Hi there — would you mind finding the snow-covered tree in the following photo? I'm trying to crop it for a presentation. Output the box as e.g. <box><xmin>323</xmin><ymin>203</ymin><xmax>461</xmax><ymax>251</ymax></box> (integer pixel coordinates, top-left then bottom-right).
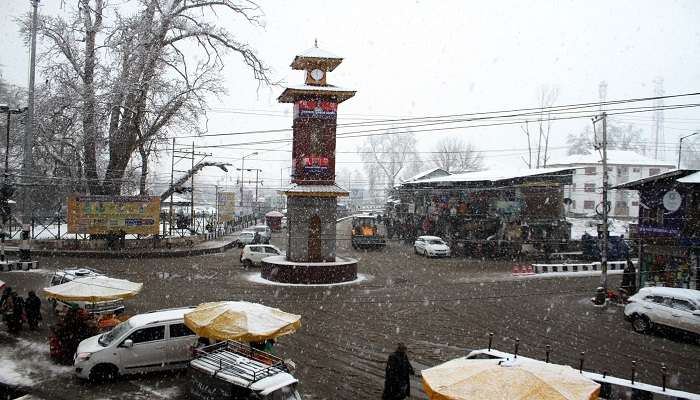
<box><xmin>360</xmin><ymin>128</ymin><xmax>419</xmax><ymax>194</ymax></box>
<box><xmin>566</xmin><ymin>123</ymin><xmax>646</xmax><ymax>156</ymax></box>
<box><xmin>32</xmin><ymin>0</ymin><xmax>270</xmax><ymax>195</ymax></box>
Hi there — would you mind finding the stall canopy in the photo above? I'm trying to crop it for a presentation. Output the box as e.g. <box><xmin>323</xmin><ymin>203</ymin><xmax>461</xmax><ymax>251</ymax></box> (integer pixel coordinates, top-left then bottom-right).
<box><xmin>422</xmin><ymin>358</ymin><xmax>600</xmax><ymax>400</ymax></box>
<box><xmin>44</xmin><ymin>276</ymin><xmax>143</xmax><ymax>302</ymax></box>
<box><xmin>184</xmin><ymin>301</ymin><xmax>301</xmax><ymax>342</ymax></box>
<box><xmin>265</xmin><ymin>211</ymin><xmax>284</xmax><ymax>218</ymax></box>
<box><xmin>0</xmin><ymin>279</ymin><xmax>5</xmax><ymax>290</ymax></box>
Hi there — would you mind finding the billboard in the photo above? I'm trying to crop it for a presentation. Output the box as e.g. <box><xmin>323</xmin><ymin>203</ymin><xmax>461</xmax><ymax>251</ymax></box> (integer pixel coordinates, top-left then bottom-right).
<box><xmin>293</xmin><ymin>100</ymin><xmax>337</xmax><ymax>119</ymax></box>
<box><xmin>217</xmin><ymin>192</ymin><xmax>237</xmax><ymax>222</ymax></box>
<box><xmin>67</xmin><ymin>195</ymin><xmax>160</xmax><ymax>235</ymax></box>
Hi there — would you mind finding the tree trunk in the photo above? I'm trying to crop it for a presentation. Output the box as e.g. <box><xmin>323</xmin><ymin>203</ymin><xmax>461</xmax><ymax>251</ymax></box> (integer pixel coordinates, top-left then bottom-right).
<box><xmin>138</xmin><ymin>142</ymin><xmax>149</xmax><ymax>195</ymax></box>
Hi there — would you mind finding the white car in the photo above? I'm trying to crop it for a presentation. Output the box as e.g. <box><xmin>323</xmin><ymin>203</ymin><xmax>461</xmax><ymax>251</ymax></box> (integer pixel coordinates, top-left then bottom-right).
<box><xmin>624</xmin><ymin>287</ymin><xmax>700</xmax><ymax>337</ymax></box>
<box><xmin>240</xmin><ymin>244</ymin><xmax>285</xmax><ymax>267</ymax></box>
<box><xmin>236</xmin><ymin>230</ymin><xmax>257</xmax><ymax>247</ymax></box>
<box><xmin>74</xmin><ymin>307</ymin><xmax>196</xmax><ymax>381</ymax></box>
<box><xmin>414</xmin><ymin>236</ymin><xmax>451</xmax><ymax>258</ymax></box>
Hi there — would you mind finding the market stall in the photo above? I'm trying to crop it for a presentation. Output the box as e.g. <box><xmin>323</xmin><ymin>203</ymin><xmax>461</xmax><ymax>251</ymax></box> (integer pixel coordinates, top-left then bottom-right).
<box><xmin>265</xmin><ymin>211</ymin><xmax>284</xmax><ymax>231</ymax></box>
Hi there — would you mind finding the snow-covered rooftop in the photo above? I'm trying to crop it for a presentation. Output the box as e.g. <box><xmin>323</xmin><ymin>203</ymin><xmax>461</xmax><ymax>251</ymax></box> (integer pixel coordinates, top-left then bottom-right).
<box><xmin>676</xmin><ymin>171</ymin><xmax>700</xmax><ymax>184</ymax></box>
<box><xmin>548</xmin><ymin>150</ymin><xmax>675</xmax><ymax>167</ymax></box>
<box><xmin>281</xmin><ymin>183</ymin><xmax>349</xmax><ymax>196</ymax></box>
<box><xmin>407</xmin><ymin>166</ymin><xmax>572</xmax><ymax>185</ymax></box>
<box><xmin>278</xmin><ymin>84</ymin><xmax>356</xmax><ymax>103</ymax></box>
<box><xmin>296</xmin><ymin>46</ymin><xmax>341</xmax><ymax>60</ymax></box>
<box><xmin>403</xmin><ymin>167</ymin><xmax>450</xmax><ymax>183</ymax></box>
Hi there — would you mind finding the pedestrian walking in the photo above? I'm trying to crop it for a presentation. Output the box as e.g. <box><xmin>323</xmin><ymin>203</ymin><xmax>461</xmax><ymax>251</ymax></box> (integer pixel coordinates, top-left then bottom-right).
<box><xmin>382</xmin><ymin>342</ymin><xmax>415</xmax><ymax>400</ymax></box>
<box><xmin>621</xmin><ymin>258</ymin><xmax>637</xmax><ymax>295</ymax></box>
<box><xmin>252</xmin><ymin>231</ymin><xmax>262</xmax><ymax>244</ymax></box>
<box><xmin>5</xmin><ymin>291</ymin><xmax>25</xmax><ymax>334</ymax></box>
<box><xmin>25</xmin><ymin>291</ymin><xmax>42</xmax><ymax>331</ymax></box>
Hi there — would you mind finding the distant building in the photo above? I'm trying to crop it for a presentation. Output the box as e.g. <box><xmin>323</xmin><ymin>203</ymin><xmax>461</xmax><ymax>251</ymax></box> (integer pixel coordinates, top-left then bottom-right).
<box><xmin>548</xmin><ymin>150</ymin><xmax>675</xmax><ymax>219</ymax></box>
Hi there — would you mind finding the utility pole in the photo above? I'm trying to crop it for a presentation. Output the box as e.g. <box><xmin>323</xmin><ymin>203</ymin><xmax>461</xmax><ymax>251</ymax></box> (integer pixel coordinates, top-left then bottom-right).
<box><xmin>254</xmin><ymin>169</ymin><xmax>260</xmax><ymax>223</ymax></box>
<box><xmin>191</xmin><ymin>142</ymin><xmax>195</xmax><ymax>228</ymax></box>
<box><xmin>19</xmin><ymin>0</ymin><xmax>40</xmax><ymax>263</ymax></box>
<box><xmin>593</xmin><ymin>113</ymin><xmax>609</xmax><ymax>305</ymax></box>
<box><xmin>169</xmin><ymin>138</ymin><xmax>175</xmax><ymax>236</ymax></box>
<box><xmin>215</xmin><ymin>184</ymin><xmax>219</xmax><ymax>237</ymax></box>
<box><xmin>0</xmin><ymin>105</ymin><xmax>25</xmax><ymax>263</ymax></box>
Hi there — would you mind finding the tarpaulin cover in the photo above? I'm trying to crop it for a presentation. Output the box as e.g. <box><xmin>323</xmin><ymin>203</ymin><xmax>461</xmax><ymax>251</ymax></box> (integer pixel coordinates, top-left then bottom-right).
<box><xmin>44</xmin><ymin>276</ymin><xmax>143</xmax><ymax>302</ymax></box>
<box><xmin>184</xmin><ymin>301</ymin><xmax>301</xmax><ymax>342</ymax></box>
<box><xmin>422</xmin><ymin>358</ymin><xmax>600</xmax><ymax>400</ymax></box>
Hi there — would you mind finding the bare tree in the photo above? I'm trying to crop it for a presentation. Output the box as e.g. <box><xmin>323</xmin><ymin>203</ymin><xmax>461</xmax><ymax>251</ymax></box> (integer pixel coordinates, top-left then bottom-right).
<box><xmin>431</xmin><ymin>137</ymin><xmax>483</xmax><ymax>173</ymax></box>
<box><xmin>32</xmin><ymin>0</ymin><xmax>270</xmax><ymax>195</ymax></box>
<box><xmin>522</xmin><ymin>85</ymin><xmax>559</xmax><ymax>168</ymax></box>
<box><xmin>360</xmin><ymin>128</ymin><xmax>418</xmax><ymax>193</ymax></box>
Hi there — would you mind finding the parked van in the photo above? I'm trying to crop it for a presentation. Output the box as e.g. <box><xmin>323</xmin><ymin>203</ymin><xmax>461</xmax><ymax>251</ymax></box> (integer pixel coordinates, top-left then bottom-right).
<box><xmin>74</xmin><ymin>307</ymin><xmax>196</xmax><ymax>381</ymax></box>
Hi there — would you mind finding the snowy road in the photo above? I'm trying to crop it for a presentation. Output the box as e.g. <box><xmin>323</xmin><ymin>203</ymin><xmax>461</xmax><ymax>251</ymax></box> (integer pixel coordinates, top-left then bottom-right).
<box><xmin>1</xmin><ymin>219</ymin><xmax>699</xmax><ymax>399</ymax></box>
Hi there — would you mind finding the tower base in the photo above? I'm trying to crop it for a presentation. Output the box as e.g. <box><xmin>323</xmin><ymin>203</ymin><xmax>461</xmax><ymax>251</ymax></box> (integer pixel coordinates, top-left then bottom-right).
<box><xmin>261</xmin><ymin>255</ymin><xmax>357</xmax><ymax>284</ymax></box>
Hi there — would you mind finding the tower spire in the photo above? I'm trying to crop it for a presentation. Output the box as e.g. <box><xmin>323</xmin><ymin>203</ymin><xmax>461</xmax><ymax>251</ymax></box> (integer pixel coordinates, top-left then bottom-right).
<box><xmin>314</xmin><ymin>38</ymin><xmax>318</xmax><ymax>48</ymax></box>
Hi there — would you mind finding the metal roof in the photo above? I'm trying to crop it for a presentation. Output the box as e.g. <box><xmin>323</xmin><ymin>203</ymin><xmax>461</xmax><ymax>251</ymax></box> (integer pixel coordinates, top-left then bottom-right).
<box><xmin>613</xmin><ymin>169</ymin><xmax>699</xmax><ymax>190</ymax></box>
<box><xmin>281</xmin><ymin>183</ymin><xmax>349</xmax><ymax>197</ymax></box>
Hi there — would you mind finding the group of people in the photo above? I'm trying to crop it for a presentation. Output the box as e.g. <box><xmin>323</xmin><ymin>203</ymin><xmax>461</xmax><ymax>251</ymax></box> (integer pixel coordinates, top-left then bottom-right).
<box><xmin>0</xmin><ymin>287</ymin><xmax>42</xmax><ymax>333</ymax></box>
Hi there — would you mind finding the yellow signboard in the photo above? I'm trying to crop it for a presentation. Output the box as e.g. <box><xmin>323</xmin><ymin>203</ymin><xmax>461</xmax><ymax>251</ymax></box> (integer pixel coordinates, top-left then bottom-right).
<box><xmin>67</xmin><ymin>194</ymin><xmax>160</xmax><ymax>235</ymax></box>
<box><xmin>217</xmin><ymin>192</ymin><xmax>237</xmax><ymax>222</ymax></box>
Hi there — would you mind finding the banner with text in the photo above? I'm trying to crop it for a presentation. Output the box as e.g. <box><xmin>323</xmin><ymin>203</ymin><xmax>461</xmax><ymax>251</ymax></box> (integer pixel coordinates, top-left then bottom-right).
<box><xmin>217</xmin><ymin>192</ymin><xmax>237</xmax><ymax>222</ymax></box>
<box><xmin>67</xmin><ymin>195</ymin><xmax>160</xmax><ymax>235</ymax></box>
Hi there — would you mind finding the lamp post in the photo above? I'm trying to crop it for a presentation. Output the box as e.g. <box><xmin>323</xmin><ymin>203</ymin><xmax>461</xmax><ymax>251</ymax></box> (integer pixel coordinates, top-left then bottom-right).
<box><xmin>0</xmin><ymin>104</ymin><xmax>26</xmax><ymax>262</ymax></box>
<box><xmin>677</xmin><ymin>131</ymin><xmax>700</xmax><ymax>168</ymax></box>
<box><xmin>237</xmin><ymin>167</ymin><xmax>262</xmax><ymax>223</ymax></box>
<box><xmin>240</xmin><ymin>152</ymin><xmax>258</xmax><ymax>213</ymax></box>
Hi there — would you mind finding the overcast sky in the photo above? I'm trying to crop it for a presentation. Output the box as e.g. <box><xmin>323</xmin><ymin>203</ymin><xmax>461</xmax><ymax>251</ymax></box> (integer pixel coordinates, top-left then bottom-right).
<box><xmin>2</xmin><ymin>0</ymin><xmax>700</xmax><ymax>197</ymax></box>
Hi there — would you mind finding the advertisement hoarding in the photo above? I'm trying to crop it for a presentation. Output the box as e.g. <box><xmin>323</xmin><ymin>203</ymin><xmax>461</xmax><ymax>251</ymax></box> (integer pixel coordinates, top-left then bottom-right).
<box><xmin>293</xmin><ymin>100</ymin><xmax>337</xmax><ymax>119</ymax></box>
<box><xmin>67</xmin><ymin>195</ymin><xmax>160</xmax><ymax>235</ymax></box>
<box><xmin>217</xmin><ymin>192</ymin><xmax>237</xmax><ymax>222</ymax></box>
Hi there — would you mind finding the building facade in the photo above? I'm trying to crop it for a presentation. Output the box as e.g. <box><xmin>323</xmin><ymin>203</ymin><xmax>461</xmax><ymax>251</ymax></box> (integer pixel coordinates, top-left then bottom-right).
<box><xmin>548</xmin><ymin>150</ymin><xmax>675</xmax><ymax>219</ymax></box>
<box><xmin>616</xmin><ymin>170</ymin><xmax>699</xmax><ymax>289</ymax></box>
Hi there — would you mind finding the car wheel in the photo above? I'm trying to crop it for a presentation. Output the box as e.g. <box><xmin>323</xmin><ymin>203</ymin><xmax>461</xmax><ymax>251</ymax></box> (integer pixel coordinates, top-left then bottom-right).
<box><xmin>89</xmin><ymin>363</ymin><xmax>119</xmax><ymax>383</ymax></box>
<box><xmin>242</xmin><ymin>259</ymin><xmax>253</xmax><ymax>268</ymax></box>
<box><xmin>631</xmin><ymin>314</ymin><xmax>651</xmax><ymax>334</ymax></box>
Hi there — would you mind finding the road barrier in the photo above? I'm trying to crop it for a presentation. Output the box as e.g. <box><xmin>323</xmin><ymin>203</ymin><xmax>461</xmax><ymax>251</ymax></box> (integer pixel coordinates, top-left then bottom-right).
<box><xmin>530</xmin><ymin>260</ymin><xmax>636</xmax><ymax>274</ymax></box>
<box><xmin>0</xmin><ymin>260</ymin><xmax>38</xmax><ymax>272</ymax></box>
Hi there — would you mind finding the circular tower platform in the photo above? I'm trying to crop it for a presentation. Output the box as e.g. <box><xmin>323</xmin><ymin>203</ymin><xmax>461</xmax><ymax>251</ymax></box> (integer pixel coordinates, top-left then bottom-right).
<box><xmin>261</xmin><ymin>256</ymin><xmax>358</xmax><ymax>284</ymax></box>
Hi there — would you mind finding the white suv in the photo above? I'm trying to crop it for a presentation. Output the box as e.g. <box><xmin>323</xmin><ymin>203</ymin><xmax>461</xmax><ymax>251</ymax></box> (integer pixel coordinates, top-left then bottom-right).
<box><xmin>74</xmin><ymin>307</ymin><xmax>196</xmax><ymax>381</ymax></box>
<box><xmin>624</xmin><ymin>287</ymin><xmax>700</xmax><ymax>337</ymax></box>
<box><xmin>240</xmin><ymin>244</ymin><xmax>284</xmax><ymax>267</ymax></box>
<box><xmin>414</xmin><ymin>236</ymin><xmax>451</xmax><ymax>258</ymax></box>
<box><xmin>251</xmin><ymin>225</ymin><xmax>272</xmax><ymax>243</ymax></box>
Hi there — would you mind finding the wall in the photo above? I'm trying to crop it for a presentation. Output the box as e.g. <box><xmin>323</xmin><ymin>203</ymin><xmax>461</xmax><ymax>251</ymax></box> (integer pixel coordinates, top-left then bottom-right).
<box><xmin>286</xmin><ymin>196</ymin><xmax>337</xmax><ymax>262</ymax></box>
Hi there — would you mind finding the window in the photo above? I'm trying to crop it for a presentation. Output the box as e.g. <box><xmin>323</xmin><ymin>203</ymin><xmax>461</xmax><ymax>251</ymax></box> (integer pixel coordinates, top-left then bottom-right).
<box><xmin>632</xmin><ymin>167</ymin><xmax>641</xmax><ymax>173</ymax></box>
<box><xmin>649</xmin><ymin>168</ymin><xmax>661</xmax><ymax>176</ymax></box>
<box><xmin>617</xmin><ymin>167</ymin><xmax>628</xmax><ymax>175</ymax></box>
<box><xmin>250</xmin><ymin>246</ymin><xmax>263</xmax><ymax>252</ymax></box>
<box><xmin>571</xmin><ymin>200</ymin><xmax>576</xmax><ymax>209</ymax></box>
<box><xmin>584</xmin><ymin>183</ymin><xmax>596</xmax><ymax>193</ymax></box>
<box><xmin>169</xmin><ymin>323</ymin><xmax>195</xmax><ymax>338</ymax></box>
<box><xmin>584</xmin><ymin>200</ymin><xmax>595</xmax><ymax>210</ymax></box>
<box><xmin>671</xmin><ymin>299</ymin><xmax>696</xmax><ymax>312</ymax></box>
<box><xmin>632</xmin><ymin>201</ymin><xmax>639</xmax><ymax>207</ymax></box>
<box><xmin>615</xmin><ymin>201</ymin><xmax>628</xmax><ymax>208</ymax></box>
<box><xmin>571</xmin><ymin>183</ymin><xmax>576</xmax><ymax>190</ymax></box>
<box><xmin>265</xmin><ymin>247</ymin><xmax>280</xmax><ymax>254</ymax></box>
<box><xmin>585</xmin><ymin>167</ymin><xmax>596</xmax><ymax>175</ymax></box>
<box><xmin>607</xmin><ymin>167</ymin><xmax>613</xmax><ymax>172</ymax></box>
<box><xmin>126</xmin><ymin>326</ymin><xmax>165</xmax><ymax>344</ymax></box>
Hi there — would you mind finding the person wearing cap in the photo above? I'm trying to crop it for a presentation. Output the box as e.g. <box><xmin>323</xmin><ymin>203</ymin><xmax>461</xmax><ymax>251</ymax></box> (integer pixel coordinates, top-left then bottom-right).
<box><xmin>382</xmin><ymin>342</ymin><xmax>415</xmax><ymax>400</ymax></box>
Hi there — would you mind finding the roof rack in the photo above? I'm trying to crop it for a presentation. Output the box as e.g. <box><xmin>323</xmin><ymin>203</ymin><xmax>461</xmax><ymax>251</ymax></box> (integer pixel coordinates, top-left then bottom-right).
<box><xmin>193</xmin><ymin>341</ymin><xmax>288</xmax><ymax>384</ymax></box>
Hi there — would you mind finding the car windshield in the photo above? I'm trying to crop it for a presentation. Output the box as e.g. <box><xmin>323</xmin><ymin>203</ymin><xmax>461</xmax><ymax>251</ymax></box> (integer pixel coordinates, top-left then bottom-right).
<box><xmin>241</xmin><ymin>232</ymin><xmax>254</xmax><ymax>237</ymax></box>
<box><xmin>255</xmin><ymin>227</ymin><xmax>266</xmax><ymax>232</ymax></box>
<box><xmin>428</xmin><ymin>240</ymin><xmax>444</xmax><ymax>245</ymax></box>
<box><xmin>98</xmin><ymin>320</ymin><xmax>132</xmax><ymax>346</ymax></box>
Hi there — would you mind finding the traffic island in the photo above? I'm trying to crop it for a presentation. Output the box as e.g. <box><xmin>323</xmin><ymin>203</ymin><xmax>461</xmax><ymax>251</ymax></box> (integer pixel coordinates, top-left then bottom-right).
<box><xmin>261</xmin><ymin>255</ymin><xmax>358</xmax><ymax>284</ymax></box>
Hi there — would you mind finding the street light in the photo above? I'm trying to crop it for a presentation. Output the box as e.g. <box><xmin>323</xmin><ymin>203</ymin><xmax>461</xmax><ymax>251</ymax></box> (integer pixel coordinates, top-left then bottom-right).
<box><xmin>240</xmin><ymin>152</ymin><xmax>258</xmax><ymax>210</ymax></box>
<box><xmin>237</xmin><ymin>167</ymin><xmax>263</xmax><ymax>223</ymax></box>
<box><xmin>0</xmin><ymin>104</ymin><xmax>26</xmax><ymax>262</ymax></box>
<box><xmin>677</xmin><ymin>131</ymin><xmax>700</xmax><ymax>168</ymax></box>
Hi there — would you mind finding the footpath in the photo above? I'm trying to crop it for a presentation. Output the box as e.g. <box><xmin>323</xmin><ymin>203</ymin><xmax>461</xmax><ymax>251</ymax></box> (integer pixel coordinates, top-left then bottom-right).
<box><xmin>3</xmin><ymin>234</ymin><xmax>239</xmax><ymax>259</ymax></box>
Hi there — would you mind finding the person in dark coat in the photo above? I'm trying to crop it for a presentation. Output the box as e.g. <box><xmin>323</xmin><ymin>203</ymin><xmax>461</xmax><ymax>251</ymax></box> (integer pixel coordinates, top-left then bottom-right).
<box><xmin>7</xmin><ymin>291</ymin><xmax>25</xmax><ymax>334</ymax></box>
<box><xmin>252</xmin><ymin>232</ymin><xmax>262</xmax><ymax>244</ymax></box>
<box><xmin>25</xmin><ymin>291</ymin><xmax>42</xmax><ymax>331</ymax></box>
<box><xmin>382</xmin><ymin>342</ymin><xmax>415</xmax><ymax>400</ymax></box>
<box><xmin>621</xmin><ymin>258</ymin><xmax>637</xmax><ymax>295</ymax></box>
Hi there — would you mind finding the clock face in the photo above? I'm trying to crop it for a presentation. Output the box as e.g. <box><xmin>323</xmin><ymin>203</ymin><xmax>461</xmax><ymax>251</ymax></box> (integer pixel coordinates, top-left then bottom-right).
<box><xmin>310</xmin><ymin>68</ymin><xmax>324</xmax><ymax>81</ymax></box>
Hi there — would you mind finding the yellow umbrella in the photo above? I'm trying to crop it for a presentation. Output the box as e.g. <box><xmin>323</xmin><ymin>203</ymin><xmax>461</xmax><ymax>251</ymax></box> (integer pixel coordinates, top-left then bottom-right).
<box><xmin>422</xmin><ymin>358</ymin><xmax>600</xmax><ymax>400</ymax></box>
<box><xmin>184</xmin><ymin>301</ymin><xmax>301</xmax><ymax>342</ymax></box>
<box><xmin>44</xmin><ymin>276</ymin><xmax>143</xmax><ymax>302</ymax></box>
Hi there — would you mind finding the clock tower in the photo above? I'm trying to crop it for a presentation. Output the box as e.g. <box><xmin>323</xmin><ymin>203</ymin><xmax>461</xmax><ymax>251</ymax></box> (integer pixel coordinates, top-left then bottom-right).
<box><xmin>261</xmin><ymin>43</ymin><xmax>358</xmax><ymax>284</ymax></box>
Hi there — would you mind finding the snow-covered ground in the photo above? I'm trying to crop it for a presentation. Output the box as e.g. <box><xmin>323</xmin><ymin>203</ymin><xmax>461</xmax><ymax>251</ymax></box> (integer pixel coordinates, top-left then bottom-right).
<box><xmin>0</xmin><ymin>333</ymin><xmax>72</xmax><ymax>387</ymax></box>
<box><xmin>568</xmin><ymin>217</ymin><xmax>631</xmax><ymax>239</ymax></box>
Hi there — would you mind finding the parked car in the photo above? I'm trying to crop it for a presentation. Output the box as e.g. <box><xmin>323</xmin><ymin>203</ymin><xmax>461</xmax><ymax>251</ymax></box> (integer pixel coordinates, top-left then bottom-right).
<box><xmin>414</xmin><ymin>236</ymin><xmax>451</xmax><ymax>258</ymax></box>
<box><xmin>240</xmin><ymin>244</ymin><xmax>285</xmax><ymax>267</ymax></box>
<box><xmin>624</xmin><ymin>287</ymin><xmax>700</xmax><ymax>337</ymax></box>
<box><xmin>236</xmin><ymin>230</ymin><xmax>257</xmax><ymax>248</ymax></box>
<box><xmin>49</xmin><ymin>268</ymin><xmax>125</xmax><ymax>316</ymax></box>
<box><xmin>251</xmin><ymin>225</ymin><xmax>272</xmax><ymax>243</ymax></box>
<box><xmin>74</xmin><ymin>307</ymin><xmax>196</xmax><ymax>381</ymax></box>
